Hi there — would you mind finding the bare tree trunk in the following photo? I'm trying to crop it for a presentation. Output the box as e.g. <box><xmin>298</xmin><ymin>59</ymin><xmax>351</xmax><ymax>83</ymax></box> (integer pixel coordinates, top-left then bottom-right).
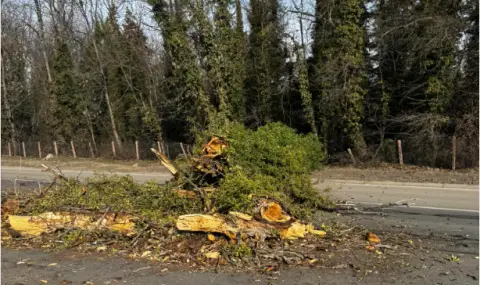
<box><xmin>33</xmin><ymin>0</ymin><xmax>52</xmax><ymax>83</ymax></box>
<box><xmin>299</xmin><ymin>0</ymin><xmax>306</xmax><ymax>63</ymax></box>
<box><xmin>103</xmin><ymin>85</ymin><xmax>123</xmax><ymax>151</ymax></box>
<box><xmin>84</xmin><ymin>107</ymin><xmax>98</xmax><ymax>153</ymax></box>
<box><xmin>77</xmin><ymin>2</ymin><xmax>123</xmax><ymax>151</ymax></box>
<box><xmin>235</xmin><ymin>0</ymin><xmax>243</xmax><ymax>32</ymax></box>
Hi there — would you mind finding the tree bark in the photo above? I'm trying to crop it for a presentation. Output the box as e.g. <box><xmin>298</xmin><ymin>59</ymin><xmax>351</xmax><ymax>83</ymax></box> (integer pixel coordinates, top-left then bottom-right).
<box><xmin>77</xmin><ymin>1</ymin><xmax>123</xmax><ymax>151</ymax></box>
<box><xmin>1</xmin><ymin>58</ymin><xmax>18</xmax><ymax>154</ymax></box>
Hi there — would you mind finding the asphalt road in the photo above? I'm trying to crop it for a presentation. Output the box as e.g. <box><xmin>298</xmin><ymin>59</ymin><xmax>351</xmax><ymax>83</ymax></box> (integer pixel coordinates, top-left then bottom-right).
<box><xmin>2</xmin><ymin>166</ymin><xmax>478</xmax><ymax>214</ymax></box>
<box><xmin>2</xmin><ymin>166</ymin><xmax>479</xmax><ymax>285</ymax></box>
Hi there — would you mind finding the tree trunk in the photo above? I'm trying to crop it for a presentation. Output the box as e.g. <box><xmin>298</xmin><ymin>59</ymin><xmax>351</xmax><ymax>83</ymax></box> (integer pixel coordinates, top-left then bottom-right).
<box><xmin>91</xmin><ymin>40</ymin><xmax>123</xmax><ymax>151</ymax></box>
<box><xmin>76</xmin><ymin>1</ymin><xmax>123</xmax><ymax>151</ymax></box>
<box><xmin>235</xmin><ymin>0</ymin><xmax>243</xmax><ymax>32</ymax></box>
<box><xmin>1</xmin><ymin>59</ymin><xmax>18</xmax><ymax>154</ymax></box>
<box><xmin>33</xmin><ymin>0</ymin><xmax>52</xmax><ymax>83</ymax></box>
<box><xmin>84</xmin><ymin>108</ymin><xmax>98</xmax><ymax>153</ymax></box>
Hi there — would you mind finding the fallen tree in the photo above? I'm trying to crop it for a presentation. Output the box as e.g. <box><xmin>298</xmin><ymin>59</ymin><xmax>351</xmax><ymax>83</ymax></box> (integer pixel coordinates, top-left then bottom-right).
<box><xmin>3</xmin><ymin>123</ymin><xmax>334</xmax><ymax>259</ymax></box>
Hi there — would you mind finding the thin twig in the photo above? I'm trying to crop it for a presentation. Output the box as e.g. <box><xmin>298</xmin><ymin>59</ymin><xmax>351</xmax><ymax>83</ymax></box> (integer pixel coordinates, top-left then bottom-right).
<box><xmin>133</xmin><ymin>266</ymin><xmax>151</xmax><ymax>273</ymax></box>
<box><xmin>131</xmin><ymin>224</ymin><xmax>149</xmax><ymax>247</ymax></box>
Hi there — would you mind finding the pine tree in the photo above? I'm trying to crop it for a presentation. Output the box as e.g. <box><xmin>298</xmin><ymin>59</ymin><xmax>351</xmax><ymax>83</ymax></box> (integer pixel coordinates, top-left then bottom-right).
<box><xmin>50</xmin><ymin>40</ymin><xmax>84</xmax><ymax>143</ymax></box>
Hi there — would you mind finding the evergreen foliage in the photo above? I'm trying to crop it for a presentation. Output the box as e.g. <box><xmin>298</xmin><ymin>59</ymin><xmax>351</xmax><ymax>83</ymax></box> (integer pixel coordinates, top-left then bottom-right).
<box><xmin>0</xmin><ymin>0</ymin><xmax>477</xmax><ymax>168</ymax></box>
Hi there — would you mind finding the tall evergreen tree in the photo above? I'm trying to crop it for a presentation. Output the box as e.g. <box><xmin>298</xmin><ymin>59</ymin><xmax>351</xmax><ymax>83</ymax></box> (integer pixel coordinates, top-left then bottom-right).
<box><xmin>150</xmin><ymin>0</ymin><xmax>214</xmax><ymax>140</ymax></box>
<box><xmin>311</xmin><ymin>0</ymin><xmax>367</xmax><ymax>155</ymax></box>
<box><xmin>50</xmin><ymin>40</ymin><xmax>85</xmax><ymax>144</ymax></box>
<box><xmin>245</xmin><ymin>0</ymin><xmax>287</xmax><ymax>127</ymax></box>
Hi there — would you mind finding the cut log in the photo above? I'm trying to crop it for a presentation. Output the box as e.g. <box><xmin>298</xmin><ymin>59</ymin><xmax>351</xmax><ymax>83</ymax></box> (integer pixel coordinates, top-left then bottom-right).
<box><xmin>8</xmin><ymin>212</ymin><xmax>136</xmax><ymax>237</ymax></box>
<box><xmin>229</xmin><ymin>211</ymin><xmax>253</xmax><ymax>221</ymax></box>
<box><xmin>254</xmin><ymin>200</ymin><xmax>294</xmax><ymax>228</ymax></box>
<box><xmin>176</xmin><ymin>211</ymin><xmax>326</xmax><ymax>241</ymax></box>
<box><xmin>176</xmin><ymin>214</ymin><xmax>238</xmax><ymax>240</ymax></box>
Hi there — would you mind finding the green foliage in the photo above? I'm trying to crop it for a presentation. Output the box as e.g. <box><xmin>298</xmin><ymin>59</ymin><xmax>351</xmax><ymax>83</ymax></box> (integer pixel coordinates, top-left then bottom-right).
<box><xmin>50</xmin><ymin>40</ymin><xmax>84</xmax><ymax>143</ymax></box>
<box><xmin>31</xmin><ymin>174</ymin><xmax>202</xmax><ymax>222</ymax></box>
<box><xmin>150</xmin><ymin>0</ymin><xmax>214</xmax><ymax>137</ymax></box>
<box><xmin>209</xmin><ymin>122</ymin><xmax>328</xmax><ymax>218</ymax></box>
<box><xmin>311</xmin><ymin>0</ymin><xmax>366</xmax><ymax>152</ymax></box>
<box><xmin>223</xmin><ymin>243</ymin><xmax>252</xmax><ymax>259</ymax></box>
<box><xmin>244</xmin><ymin>0</ymin><xmax>286</xmax><ymax>126</ymax></box>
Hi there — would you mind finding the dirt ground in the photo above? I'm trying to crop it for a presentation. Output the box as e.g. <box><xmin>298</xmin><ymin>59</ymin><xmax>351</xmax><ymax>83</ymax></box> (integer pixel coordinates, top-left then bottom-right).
<box><xmin>3</xmin><ymin>156</ymin><xmax>478</xmax><ymax>185</ymax></box>
<box><xmin>314</xmin><ymin>165</ymin><xmax>479</xmax><ymax>185</ymax></box>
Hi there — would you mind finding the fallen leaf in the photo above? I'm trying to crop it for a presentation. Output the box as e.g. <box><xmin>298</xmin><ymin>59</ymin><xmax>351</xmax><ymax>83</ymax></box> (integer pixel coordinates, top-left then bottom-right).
<box><xmin>265</xmin><ymin>266</ymin><xmax>275</xmax><ymax>272</ymax></box>
<box><xmin>96</xmin><ymin>246</ymin><xmax>107</xmax><ymax>252</ymax></box>
<box><xmin>207</xmin><ymin>233</ymin><xmax>215</xmax><ymax>241</ymax></box>
<box><xmin>449</xmin><ymin>255</ymin><xmax>460</xmax><ymax>263</ymax></box>
<box><xmin>308</xmin><ymin>259</ymin><xmax>318</xmax><ymax>264</ymax></box>
<box><xmin>47</xmin><ymin>263</ymin><xmax>57</xmax><ymax>266</ymax></box>
<box><xmin>16</xmin><ymin>261</ymin><xmax>26</xmax><ymax>265</ymax></box>
<box><xmin>161</xmin><ymin>268</ymin><xmax>168</xmax><ymax>272</ymax></box>
<box><xmin>40</xmin><ymin>280</ymin><xmax>48</xmax><ymax>284</ymax></box>
<box><xmin>162</xmin><ymin>256</ymin><xmax>169</xmax><ymax>262</ymax></box>
<box><xmin>366</xmin><ymin>232</ymin><xmax>381</xmax><ymax>244</ymax></box>
<box><xmin>141</xmin><ymin>251</ymin><xmax>152</xmax><ymax>258</ymax></box>
<box><xmin>309</xmin><ymin>229</ymin><xmax>326</xmax><ymax>237</ymax></box>
<box><xmin>204</xmin><ymin>251</ymin><xmax>220</xmax><ymax>259</ymax></box>
<box><xmin>365</xmin><ymin>245</ymin><xmax>376</xmax><ymax>252</ymax></box>
<box><xmin>60</xmin><ymin>280</ymin><xmax>72</xmax><ymax>285</ymax></box>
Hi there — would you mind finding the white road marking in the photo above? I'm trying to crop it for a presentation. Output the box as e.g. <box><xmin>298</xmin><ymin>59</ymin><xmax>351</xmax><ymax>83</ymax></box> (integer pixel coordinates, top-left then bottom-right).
<box><xmin>350</xmin><ymin>201</ymin><xmax>479</xmax><ymax>213</ymax></box>
<box><xmin>322</xmin><ymin>182</ymin><xmax>478</xmax><ymax>192</ymax></box>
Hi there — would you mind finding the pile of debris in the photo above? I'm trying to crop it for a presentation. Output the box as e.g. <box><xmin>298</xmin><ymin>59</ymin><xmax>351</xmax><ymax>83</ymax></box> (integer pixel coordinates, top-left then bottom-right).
<box><xmin>3</xmin><ymin>134</ymin><xmax>326</xmax><ymax>242</ymax></box>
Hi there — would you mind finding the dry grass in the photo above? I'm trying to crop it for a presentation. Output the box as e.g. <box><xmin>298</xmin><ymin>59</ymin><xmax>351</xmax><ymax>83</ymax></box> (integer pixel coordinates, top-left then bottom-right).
<box><xmin>1</xmin><ymin>156</ymin><xmax>168</xmax><ymax>173</ymax></box>
<box><xmin>314</xmin><ymin>163</ymin><xmax>479</xmax><ymax>185</ymax></box>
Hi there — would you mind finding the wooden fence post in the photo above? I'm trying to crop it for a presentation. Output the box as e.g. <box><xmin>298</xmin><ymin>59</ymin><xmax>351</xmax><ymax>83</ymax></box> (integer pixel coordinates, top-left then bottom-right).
<box><xmin>22</xmin><ymin>142</ymin><xmax>26</xmax><ymax>158</ymax></box>
<box><xmin>70</xmin><ymin>140</ymin><xmax>76</xmax><ymax>158</ymax></box>
<box><xmin>38</xmin><ymin>141</ymin><xmax>42</xmax><ymax>159</ymax></box>
<box><xmin>397</xmin><ymin>140</ymin><xmax>404</xmax><ymax>166</ymax></box>
<box><xmin>88</xmin><ymin>142</ymin><xmax>95</xmax><ymax>158</ymax></box>
<box><xmin>8</xmin><ymin>142</ymin><xmax>12</xmax><ymax>156</ymax></box>
<box><xmin>135</xmin><ymin>141</ymin><xmax>140</xmax><ymax>160</ymax></box>
<box><xmin>452</xmin><ymin>135</ymin><xmax>456</xmax><ymax>171</ymax></box>
<box><xmin>111</xmin><ymin>141</ymin><xmax>116</xmax><ymax>157</ymax></box>
<box><xmin>157</xmin><ymin>141</ymin><xmax>162</xmax><ymax>153</ymax></box>
<box><xmin>53</xmin><ymin>141</ymin><xmax>58</xmax><ymax>156</ymax></box>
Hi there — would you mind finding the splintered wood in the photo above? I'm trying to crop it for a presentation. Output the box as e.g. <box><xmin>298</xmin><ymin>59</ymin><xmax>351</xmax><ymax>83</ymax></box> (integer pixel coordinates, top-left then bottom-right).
<box><xmin>176</xmin><ymin>201</ymin><xmax>326</xmax><ymax>241</ymax></box>
<box><xmin>151</xmin><ymin>148</ymin><xmax>179</xmax><ymax>177</ymax></box>
<box><xmin>200</xmin><ymin>136</ymin><xmax>228</xmax><ymax>158</ymax></box>
<box><xmin>7</xmin><ymin>212</ymin><xmax>136</xmax><ymax>237</ymax></box>
<box><xmin>176</xmin><ymin>214</ymin><xmax>239</xmax><ymax>240</ymax></box>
